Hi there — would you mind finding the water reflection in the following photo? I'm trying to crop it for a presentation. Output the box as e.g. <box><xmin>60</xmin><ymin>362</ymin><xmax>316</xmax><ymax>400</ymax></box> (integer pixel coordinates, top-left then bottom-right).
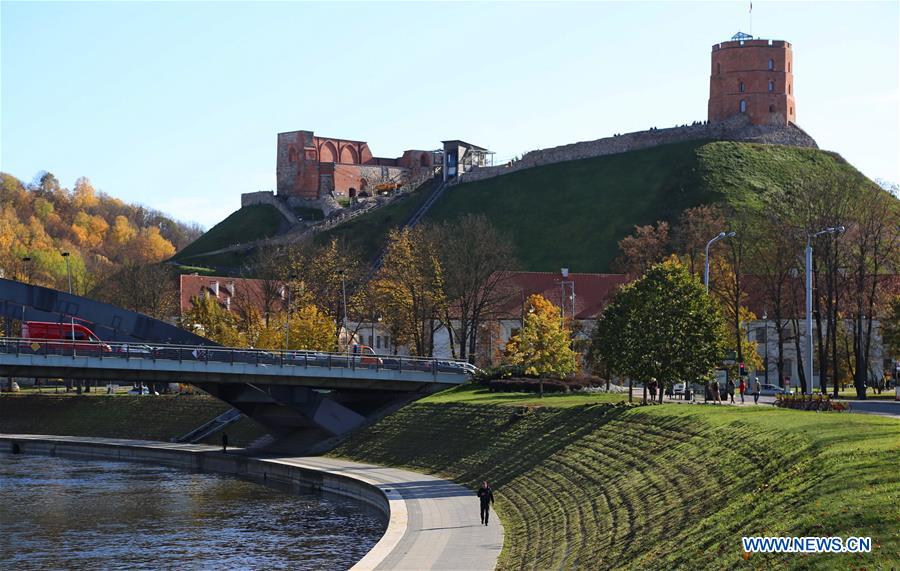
<box><xmin>0</xmin><ymin>454</ymin><xmax>384</xmax><ymax>570</ymax></box>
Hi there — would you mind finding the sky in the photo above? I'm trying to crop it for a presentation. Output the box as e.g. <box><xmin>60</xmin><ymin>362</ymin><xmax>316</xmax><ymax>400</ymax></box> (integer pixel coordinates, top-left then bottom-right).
<box><xmin>1</xmin><ymin>1</ymin><xmax>898</xmax><ymax>228</ymax></box>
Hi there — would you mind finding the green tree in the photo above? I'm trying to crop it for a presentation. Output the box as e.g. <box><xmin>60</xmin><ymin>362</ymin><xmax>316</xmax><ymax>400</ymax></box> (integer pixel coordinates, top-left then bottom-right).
<box><xmin>593</xmin><ymin>261</ymin><xmax>727</xmax><ymax>401</ymax></box>
<box><xmin>504</xmin><ymin>294</ymin><xmax>578</xmax><ymax>377</ymax></box>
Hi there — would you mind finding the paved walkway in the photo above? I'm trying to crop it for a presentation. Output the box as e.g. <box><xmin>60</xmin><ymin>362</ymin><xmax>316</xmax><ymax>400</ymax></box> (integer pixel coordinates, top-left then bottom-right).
<box><xmin>0</xmin><ymin>434</ymin><xmax>503</xmax><ymax>570</ymax></box>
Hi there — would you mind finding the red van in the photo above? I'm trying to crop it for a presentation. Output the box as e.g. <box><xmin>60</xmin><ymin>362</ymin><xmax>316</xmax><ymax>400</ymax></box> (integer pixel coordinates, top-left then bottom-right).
<box><xmin>22</xmin><ymin>321</ymin><xmax>112</xmax><ymax>354</ymax></box>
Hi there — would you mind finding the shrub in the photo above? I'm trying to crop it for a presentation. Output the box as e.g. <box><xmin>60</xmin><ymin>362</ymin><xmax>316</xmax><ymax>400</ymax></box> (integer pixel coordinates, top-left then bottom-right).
<box><xmin>774</xmin><ymin>393</ymin><xmax>848</xmax><ymax>412</ymax></box>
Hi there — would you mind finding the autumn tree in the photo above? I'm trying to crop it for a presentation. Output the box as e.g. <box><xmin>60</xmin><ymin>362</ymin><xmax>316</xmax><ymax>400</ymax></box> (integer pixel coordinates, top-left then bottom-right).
<box><xmin>89</xmin><ymin>263</ymin><xmax>179</xmax><ymax>320</ymax></box>
<box><xmin>179</xmin><ymin>294</ymin><xmax>242</xmax><ymax>346</ymax></box>
<box><xmin>504</xmin><ymin>294</ymin><xmax>578</xmax><ymax>377</ymax></box>
<box><xmin>255</xmin><ymin>305</ymin><xmax>336</xmax><ymax>352</ymax></box>
<box><xmin>432</xmin><ymin>214</ymin><xmax>516</xmax><ymax>362</ymax></box>
<box><xmin>673</xmin><ymin>205</ymin><xmax>726</xmax><ymax>278</ymax></box>
<box><xmin>372</xmin><ymin>226</ymin><xmax>445</xmax><ymax>356</ymax></box>
<box><xmin>613</xmin><ymin>221</ymin><xmax>670</xmax><ymax>276</ymax></box>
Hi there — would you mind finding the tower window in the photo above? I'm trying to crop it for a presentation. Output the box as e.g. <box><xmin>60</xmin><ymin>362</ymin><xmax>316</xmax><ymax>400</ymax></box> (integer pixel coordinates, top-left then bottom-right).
<box><xmin>789</xmin><ymin>84</ymin><xmax>792</xmax><ymax>94</ymax></box>
<box><xmin>768</xmin><ymin>59</ymin><xmax>774</xmax><ymax>70</ymax></box>
<box><xmin>790</xmin><ymin>106</ymin><xmax>793</xmax><ymax>115</ymax></box>
<box><xmin>740</xmin><ymin>100</ymin><xmax>747</xmax><ymax>113</ymax></box>
<box><xmin>739</xmin><ymin>81</ymin><xmax>745</xmax><ymax>93</ymax></box>
<box><xmin>769</xmin><ymin>105</ymin><xmax>775</xmax><ymax>112</ymax></box>
<box><xmin>788</xmin><ymin>62</ymin><xmax>792</xmax><ymax>72</ymax></box>
<box><xmin>768</xmin><ymin>80</ymin><xmax>775</xmax><ymax>92</ymax></box>
<box><xmin>717</xmin><ymin>62</ymin><xmax>721</xmax><ymax>74</ymax></box>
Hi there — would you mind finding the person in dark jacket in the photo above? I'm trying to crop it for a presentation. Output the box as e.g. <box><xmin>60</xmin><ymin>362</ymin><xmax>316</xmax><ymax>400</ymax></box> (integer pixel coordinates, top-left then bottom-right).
<box><xmin>221</xmin><ymin>432</ymin><xmax>228</xmax><ymax>454</ymax></box>
<box><xmin>477</xmin><ymin>481</ymin><xmax>494</xmax><ymax>526</ymax></box>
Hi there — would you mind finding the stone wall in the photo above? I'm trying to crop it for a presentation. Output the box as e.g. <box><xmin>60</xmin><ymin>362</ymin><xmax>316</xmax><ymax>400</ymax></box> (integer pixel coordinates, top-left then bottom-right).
<box><xmin>458</xmin><ymin>115</ymin><xmax>818</xmax><ymax>185</ymax></box>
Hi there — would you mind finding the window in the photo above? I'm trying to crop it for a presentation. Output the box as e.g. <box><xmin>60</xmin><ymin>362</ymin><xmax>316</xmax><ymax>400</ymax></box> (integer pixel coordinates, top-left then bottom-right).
<box><xmin>376</xmin><ymin>336</ymin><xmax>381</xmax><ymax>349</ymax></box>
<box><xmin>768</xmin><ymin>59</ymin><xmax>774</xmax><ymax>70</ymax></box>
<box><xmin>739</xmin><ymin>100</ymin><xmax>747</xmax><ymax>113</ymax></box>
<box><xmin>768</xmin><ymin>80</ymin><xmax>775</xmax><ymax>92</ymax></box>
<box><xmin>755</xmin><ymin>327</ymin><xmax>767</xmax><ymax>342</ymax></box>
<box><xmin>368</xmin><ymin>335</ymin><xmax>373</xmax><ymax>347</ymax></box>
<box><xmin>769</xmin><ymin>105</ymin><xmax>775</xmax><ymax>112</ymax></box>
<box><xmin>788</xmin><ymin>84</ymin><xmax>792</xmax><ymax>94</ymax></box>
<box><xmin>717</xmin><ymin>62</ymin><xmax>721</xmax><ymax>74</ymax></box>
<box><xmin>384</xmin><ymin>336</ymin><xmax>391</xmax><ymax>349</ymax></box>
<box><xmin>739</xmin><ymin>81</ymin><xmax>745</xmax><ymax>93</ymax></box>
<box><xmin>788</xmin><ymin>62</ymin><xmax>792</xmax><ymax>72</ymax></box>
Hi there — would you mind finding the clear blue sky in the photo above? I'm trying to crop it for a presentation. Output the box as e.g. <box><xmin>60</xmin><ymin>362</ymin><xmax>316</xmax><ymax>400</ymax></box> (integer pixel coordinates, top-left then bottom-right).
<box><xmin>2</xmin><ymin>1</ymin><xmax>897</xmax><ymax>228</ymax></box>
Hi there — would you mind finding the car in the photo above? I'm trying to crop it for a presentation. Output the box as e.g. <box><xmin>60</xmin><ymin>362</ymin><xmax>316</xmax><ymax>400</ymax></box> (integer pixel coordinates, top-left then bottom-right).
<box><xmin>758</xmin><ymin>383</ymin><xmax>788</xmax><ymax>396</ymax></box>
<box><xmin>128</xmin><ymin>386</ymin><xmax>158</xmax><ymax>396</ymax></box>
<box><xmin>115</xmin><ymin>344</ymin><xmax>155</xmax><ymax>358</ymax></box>
<box><xmin>673</xmin><ymin>382</ymin><xmax>686</xmax><ymax>396</ymax></box>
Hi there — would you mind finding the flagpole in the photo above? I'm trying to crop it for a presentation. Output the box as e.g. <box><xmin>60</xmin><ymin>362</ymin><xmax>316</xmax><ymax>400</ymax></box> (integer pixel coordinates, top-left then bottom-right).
<box><xmin>749</xmin><ymin>1</ymin><xmax>753</xmax><ymax>37</ymax></box>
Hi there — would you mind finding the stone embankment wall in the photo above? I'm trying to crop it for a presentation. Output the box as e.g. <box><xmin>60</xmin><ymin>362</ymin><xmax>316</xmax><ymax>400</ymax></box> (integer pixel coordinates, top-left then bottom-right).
<box><xmin>240</xmin><ymin>191</ymin><xmax>300</xmax><ymax>224</ymax></box>
<box><xmin>459</xmin><ymin>115</ymin><xmax>818</xmax><ymax>184</ymax></box>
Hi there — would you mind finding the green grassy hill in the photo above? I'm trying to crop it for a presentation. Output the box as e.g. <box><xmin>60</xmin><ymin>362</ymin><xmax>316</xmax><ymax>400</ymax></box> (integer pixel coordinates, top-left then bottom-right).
<box><xmin>332</xmin><ymin>386</ymin><xmax>900</xmax><ymax>570</ymax></box>
<box><xmin>316</xmin><ymin>141</ymin><xmax>871</xmax><ymax>272</ymax></box>
<box><xmin>174</xmin><ymin>204</ymin><xmax>288</xmax><ymax>263</ymax></box>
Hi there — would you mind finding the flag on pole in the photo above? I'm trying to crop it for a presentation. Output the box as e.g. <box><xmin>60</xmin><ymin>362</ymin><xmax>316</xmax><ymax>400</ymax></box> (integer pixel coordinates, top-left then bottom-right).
<box><xmin>750</xmin><ymin>1</ymin><xmax>753</xmax><ymax>13</ymax></box>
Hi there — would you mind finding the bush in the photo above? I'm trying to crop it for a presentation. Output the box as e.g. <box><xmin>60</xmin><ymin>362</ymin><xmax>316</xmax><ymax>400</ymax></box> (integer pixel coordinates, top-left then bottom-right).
<box><xmin>774</xmin><ymin>393</ymin><xmax>848</xmax><ymax>412</ymax></box>
<box><xmin>474</xmin><ymin>365</ymin><xmax>530</xmax><ymax>385</ymax></box>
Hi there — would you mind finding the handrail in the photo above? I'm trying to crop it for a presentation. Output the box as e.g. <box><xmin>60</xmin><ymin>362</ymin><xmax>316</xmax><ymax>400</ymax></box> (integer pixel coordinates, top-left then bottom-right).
<box><xmin>0</xmin><ymin>337</ymin><xmax>477</xmax><ymax>377</ymax></box>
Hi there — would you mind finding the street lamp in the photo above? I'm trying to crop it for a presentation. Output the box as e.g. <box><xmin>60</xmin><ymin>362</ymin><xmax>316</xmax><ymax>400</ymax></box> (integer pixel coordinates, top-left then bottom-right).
<box><xmin>337</xmin><ymin>270</ymin><xmax>348</xmax><ymax>350</ymax></box>
<box><xmin>761</xmin><ymin>310</ymin><xmax>769</xmax><ymax>386</ymax></box>
<box><xmin>704</xmin><ymin>232</ymin><xmax>736</xmax><ymax>292</ymax></box>
<box><xmin>804</xmin><ymin>226</ymin><xmax>844</xmax><ymax>394</ymax></box>
<box><xmin>61</xmin><ymin>252</ymin><xmax>73</xmax><ymax>293</ymax></box>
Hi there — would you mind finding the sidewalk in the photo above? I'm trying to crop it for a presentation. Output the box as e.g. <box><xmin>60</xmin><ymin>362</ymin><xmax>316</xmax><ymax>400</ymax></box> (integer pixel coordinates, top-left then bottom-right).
<box><xmin>659</xmin><ymin>394</ymin><xmax>900</xmax><ymax>419</ymax></box>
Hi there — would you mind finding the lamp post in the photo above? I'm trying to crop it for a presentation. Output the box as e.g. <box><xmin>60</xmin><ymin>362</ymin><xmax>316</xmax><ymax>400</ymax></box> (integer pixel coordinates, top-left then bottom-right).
<box><xmin>61</xmin><ymin>252</ymin><xmax>73</xmax><ymax>293</ymax></box>
<box><xmin>805</xmin><ymin>226</ymin><xmax>844</xmax><ymax>394</ymax></box>
<box><xmin>337</xmin><ymin>270</ymin><xmax>348</xmax><ymax>350</ymax></box>
<box><xmin>761</xmin><ymin>310</ymin><xmax>769</xmax><ymax>386</ymax></box>
<box><xmin>704</xmin><ymin>232</ymin><xmax>736</xmax><ymax>292</ymax></box>
<box><xmin>284</xmin><ymin>283</ymin><xmax>291</xmax><ymax>352</ymax></box>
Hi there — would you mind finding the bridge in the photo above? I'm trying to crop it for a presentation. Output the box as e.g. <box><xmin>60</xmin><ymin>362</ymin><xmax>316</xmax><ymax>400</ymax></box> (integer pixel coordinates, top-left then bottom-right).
<box><xmin>0</xmin><ymin>278</ymin><xmax>474</xmax><ymax>452</ymax></box>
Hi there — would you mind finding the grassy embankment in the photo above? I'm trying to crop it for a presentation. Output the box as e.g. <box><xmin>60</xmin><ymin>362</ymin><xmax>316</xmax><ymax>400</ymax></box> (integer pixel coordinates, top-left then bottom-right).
<box><xmin>313</xmin><ymin>141</ymin><xmax>876</xmax><ymax>272</ymax></box>
<box><xmin>173</xmin><ymin>204</ymin><xmax>288</xmax><ymax>267</ymax></box>
<box><xmin>0</xmin><ymin>394</ymin><xmax>266</xmax><ymax>446</ymax></box>
<box><xmin>333</xmin><ymin>384</ymin><xmax>900</xmax><ymax>570</ymax></box>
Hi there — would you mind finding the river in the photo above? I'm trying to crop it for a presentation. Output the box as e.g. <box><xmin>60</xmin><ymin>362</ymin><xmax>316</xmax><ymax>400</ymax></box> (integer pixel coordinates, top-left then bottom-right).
<box><xmin>0</xmin><ymin>453</ymin><xmax>384</xmax><ymax>570</ymax></box>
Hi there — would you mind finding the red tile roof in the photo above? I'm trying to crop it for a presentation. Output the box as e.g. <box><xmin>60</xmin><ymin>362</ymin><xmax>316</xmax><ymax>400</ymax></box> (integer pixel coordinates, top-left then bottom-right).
<box><xmin>179</xmin><ymin>275</ymin><xmax>278</xmax><ymax>314</ymax></box>
<box><xmin>497</xmin><ymin>272</ymin><xmax>630</xmax><ymax>319</ymax></box>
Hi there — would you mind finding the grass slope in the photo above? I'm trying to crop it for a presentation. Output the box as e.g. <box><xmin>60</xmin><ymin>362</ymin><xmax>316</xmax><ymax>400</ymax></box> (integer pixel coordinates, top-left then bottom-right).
<box><xmin>174</xmin><ymin>204</ymin><xmax>287</xmax><ymax>262</ymax></box>
<box><xmin>332</xmin><ymin>392</ymin><xmax>900</xmax><ymax>570</ymax></box>
<box><xmin>314</xmin><ymin>141</ymin><xmax>870</xmax><ymax>272</ymax></box>
<box><xmin>313</xmin><ymin>179</ymin><xmax>441</xmax><ymax>260</ymax></box>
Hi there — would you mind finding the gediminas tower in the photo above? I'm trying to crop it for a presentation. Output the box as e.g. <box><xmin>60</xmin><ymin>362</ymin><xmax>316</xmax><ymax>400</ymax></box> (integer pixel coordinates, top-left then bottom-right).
<box><xmin>708</xmin><ymin>33</ymin><xmax>795</xmax><ymax>126</ymax></box>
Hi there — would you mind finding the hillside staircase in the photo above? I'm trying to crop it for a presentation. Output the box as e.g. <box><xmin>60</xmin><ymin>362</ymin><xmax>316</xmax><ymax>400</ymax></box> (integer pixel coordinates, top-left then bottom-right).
<box><xmin>175</xmin><ymin>408</ymin><xmax>242</xmax><ymax>443</ymax></box>
<box><xmin>369</xmin><ymin>177</ymin><xmax>449</xmax><ymax>275</ymax></box>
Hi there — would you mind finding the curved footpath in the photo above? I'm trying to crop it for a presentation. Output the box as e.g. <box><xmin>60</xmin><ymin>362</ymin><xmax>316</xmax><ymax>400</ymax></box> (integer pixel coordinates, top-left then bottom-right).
<box><xmin>0</xmin><ymin>434</ymin><xmax>503</xmax><ymax>570</ymax></box>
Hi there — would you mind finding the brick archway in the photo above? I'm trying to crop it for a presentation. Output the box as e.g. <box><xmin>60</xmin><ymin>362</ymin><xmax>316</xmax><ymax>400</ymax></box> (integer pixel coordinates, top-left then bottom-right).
<box><xmin>340</xmin><ymin>145</ymin><xmax>359</xmax><ymax>164</ymax></box>
<box><xmin>319</xmin><ymin>141</ymin><xmax>338</xmax><ymax>163</ymax></box>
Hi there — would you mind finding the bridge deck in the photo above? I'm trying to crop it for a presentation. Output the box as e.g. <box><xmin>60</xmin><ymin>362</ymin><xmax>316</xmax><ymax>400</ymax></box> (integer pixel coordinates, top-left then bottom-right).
<box><xmin>0</xmin><ymin>435</ymin><xmax>503</xmax><ymax>570</ymax></box>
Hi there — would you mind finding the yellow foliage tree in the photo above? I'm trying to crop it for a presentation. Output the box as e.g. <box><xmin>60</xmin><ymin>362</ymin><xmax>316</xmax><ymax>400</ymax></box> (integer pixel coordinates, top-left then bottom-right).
<box><xmin>255</xmin><ymin>306</ymin><xmax>337</xmax><ymax>352</ymax></box>
<box><xmin>131</xmin><ymin>226</ymin><xmax>176</xmax><ymax>263</ymax></box>
<box><xmin>110</xmin><ymin>215</ymin><xmax>137</xmax><ymax>245</ymax></box>
<box><xmin>504</xmin><ymin>294</ymin><xmax>578</xmax><ymax>377</ymax></box>
<box><xmin>179</xmin><ymin>294</ymin><xmax>243</xmax><ymax>346</ymax></box>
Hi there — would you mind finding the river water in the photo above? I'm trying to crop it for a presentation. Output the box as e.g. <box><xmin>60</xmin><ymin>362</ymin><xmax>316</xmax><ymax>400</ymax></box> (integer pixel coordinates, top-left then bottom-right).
<box><xmin>0</xmin><ymin>454</ymin><xmax>384</xmax><ymax>570</ymax></box>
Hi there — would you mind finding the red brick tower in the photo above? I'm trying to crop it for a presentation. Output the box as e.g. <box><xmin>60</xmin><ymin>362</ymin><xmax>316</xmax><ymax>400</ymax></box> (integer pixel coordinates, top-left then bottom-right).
<box><xmin>708</xmin><ymin>33</ymin><xmax>795</xmax><ymax>126</ymax></box>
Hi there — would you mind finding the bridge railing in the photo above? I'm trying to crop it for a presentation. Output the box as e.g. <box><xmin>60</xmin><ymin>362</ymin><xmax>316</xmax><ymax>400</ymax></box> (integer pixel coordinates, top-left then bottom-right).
<box><xmin>0</xmin><ymin>337</ymin><xmax>479</xmax><ymax>377</ymax></box>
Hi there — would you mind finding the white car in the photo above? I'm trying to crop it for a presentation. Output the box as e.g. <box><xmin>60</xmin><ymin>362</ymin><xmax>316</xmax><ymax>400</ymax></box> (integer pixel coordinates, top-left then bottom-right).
<box><xmin>128</xmin><ymin>386</ymin><xmax>158</xmax><ymax>396</ymax></box>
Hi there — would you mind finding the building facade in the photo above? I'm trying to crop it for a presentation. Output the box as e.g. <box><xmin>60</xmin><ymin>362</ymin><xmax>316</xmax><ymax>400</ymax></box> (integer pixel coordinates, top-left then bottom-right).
<box><xmin>708</xmin><ymin>34</ymin><xmax>796</xmax><ymax>126</ymax></box>
<box><xmin>276</xmin><ymin>130</ymin><xmax>438</xmax><ymax>200</ymax></box>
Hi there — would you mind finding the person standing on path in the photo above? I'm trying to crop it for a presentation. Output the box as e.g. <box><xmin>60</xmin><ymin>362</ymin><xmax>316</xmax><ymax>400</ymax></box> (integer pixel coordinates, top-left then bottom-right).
<box><xmin>739</xmin><ymin>379</ymin><xmax>746</xmax><ymax>404</ymax></box>
<box><xmin>753</xmin><ymin>378</ymin><xmax>761</xmax><ymax>404</ymax></box>
<box><xmin>221</xmin><ymin>432</ymin><xmax>228</xmax><ymax>453</ymax></box>
<box><xmin>477</xmin><ymin>481</ymin><xmax>494</xmax><ymax>526</ymax></box>
<box><xmin>727</xmin><ymin>379</ymin><xmax>736</xmax><ymax>404</ymax></box>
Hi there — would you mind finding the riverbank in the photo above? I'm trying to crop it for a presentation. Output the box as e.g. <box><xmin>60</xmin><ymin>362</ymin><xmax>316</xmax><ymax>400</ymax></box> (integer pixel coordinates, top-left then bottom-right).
<box><xmin>0</xmin><ymin>394</ymin><xmax>266</xmax><ymax>446</ymax></box>
<box><xmin>0</xmin><ymin>434</ymin><xmax>503</xmax><ymax>570</ymax></box>
<box><xmin>331</xmin><ymin>385</ymin><xmax>900</xmax><ymax>570</ymax></box>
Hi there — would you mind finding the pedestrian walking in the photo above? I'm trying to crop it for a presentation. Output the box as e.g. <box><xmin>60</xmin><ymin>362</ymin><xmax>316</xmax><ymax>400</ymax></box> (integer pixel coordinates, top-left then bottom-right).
<box><xmin>739</xmin><ymin>378</ymin><xmax>745</xmax><ymax>404</ymax></box>
<box><xmin>221</xmin><ymin>432</ymin><xmax>228</xmax><ymax>454</ymax></box>
<box><xmin>753</xmin><ymin>378</ymin><xmax>761</xmax><ymax>404</ymax></box>
<box><xmin>477</xmin><ymin>481</ymin><xmax>494</xmax><ymax>526</ymax></box>
<box><xmin>712</xmin><ymin>380</ymin><xmax>721</xmax><ymax>404</ymax></box>
<box><xmin>649</xmin><ymin>379</ymin><xmax>658</xmax><ymax>401</ymax></box>
<box><xmin>727</xmin><ymin>379</ymin><xmax>736</xmax><ymax>404</ymax></box>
